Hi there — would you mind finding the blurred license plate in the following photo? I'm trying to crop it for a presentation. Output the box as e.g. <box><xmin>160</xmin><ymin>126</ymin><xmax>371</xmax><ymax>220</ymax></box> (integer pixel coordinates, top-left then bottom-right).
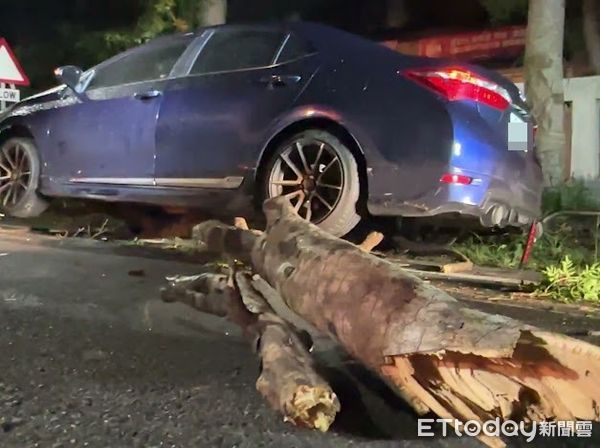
<box><xmin>508</xmin><ymin>112</ymin><xmax>528</xmax><ymax>151</ymax></box>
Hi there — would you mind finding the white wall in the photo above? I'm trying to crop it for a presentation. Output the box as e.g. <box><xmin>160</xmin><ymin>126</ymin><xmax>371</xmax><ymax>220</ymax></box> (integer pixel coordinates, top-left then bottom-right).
<box><xmin>516</xmin><ymin>76</ymin><xmax>600</xmax><ymax>180</ymax></box>
<box><xmin>563</xmin><ymin>76</ymin><xmax>600</xmax><ymax>180</ymax></box>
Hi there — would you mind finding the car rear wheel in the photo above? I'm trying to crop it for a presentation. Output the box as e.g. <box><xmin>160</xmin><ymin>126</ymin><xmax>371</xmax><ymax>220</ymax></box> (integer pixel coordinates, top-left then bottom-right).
<box><xmin>0</xmin><ymin>137</ymin><xmax>49</xmax><ymax>218</ymax></box>
<box><xmin>264</xmin><ymin>130</ymin><xmax>361</xmax><ymax>237</ymax></box>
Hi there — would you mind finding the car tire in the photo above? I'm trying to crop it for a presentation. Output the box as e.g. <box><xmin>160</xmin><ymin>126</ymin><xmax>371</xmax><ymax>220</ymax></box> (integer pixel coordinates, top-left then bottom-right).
<box><xmin>0</xmin><ymin>137</ymin><xmax>49</xmax><ymax>218</ymax></box>
<box><xmin>263</xmin><ymin>129</ymin><xmax>361</xmax><ymax>237</ymax></box>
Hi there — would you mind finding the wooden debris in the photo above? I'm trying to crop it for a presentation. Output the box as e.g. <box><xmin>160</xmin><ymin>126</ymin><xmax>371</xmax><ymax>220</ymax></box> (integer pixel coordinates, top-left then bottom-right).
<box><xmin>235</xmin><ymin>273</ymin><xmax>339</xmax><ymax>430</ymax></box>
<box><xmin>191</xmin><ymin>196</ymin><xmax>600</xmax><ymax>448</ymax></box>
<box><xmin>403</xmin><ymin>267</ymin><xmax>541</xmax><ymax>287</ymax></box>
<box><xmin>382</xmin><ymin>255</ymin><xmax>474</xmax><ymax>274</ymax></box>
<box><xmin>161</xmin><ymin>269</ymin><xmax>339</xmax><ymax>431</ymax></box>
<box><xmin>234</xmin><ymin>217</ymin><xmax>250</xmax><ymax>231</ymax></box>
<box><xmin>358</xmin><ymin>231</ymin><xmax>384</xmax><ymax>252</ymax></box>
<box><xmin>161</xmin><ymin>273</ymin><xmax>230</xmax><ymax>317</ymax></box>
<box><xmin>234</xmin><ymin>217</ymin><xmax>264</xmax><ymax>236</ymax></box>
<box><xmin>441</xmin><ymin>260</ymin><xmax>473</xmax><ymax>274</ymax></box>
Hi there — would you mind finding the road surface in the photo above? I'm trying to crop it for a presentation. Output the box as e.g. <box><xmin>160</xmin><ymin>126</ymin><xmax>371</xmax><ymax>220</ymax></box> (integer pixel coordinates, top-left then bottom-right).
<box><xmin>0</xmin><ymin>229</ymin><xmax>598</xmax><ymax>447</ymax></box>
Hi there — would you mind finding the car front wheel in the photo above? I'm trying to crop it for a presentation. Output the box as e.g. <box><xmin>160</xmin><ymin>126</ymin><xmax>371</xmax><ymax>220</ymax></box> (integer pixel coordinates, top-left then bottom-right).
<box><xmin>264</xmin><ymin>129</ymin><xmax>361</xmax><ymax>237</ymax></box>
<box><xmin>0</xmin><ymin>137</ymin><xmax>49</xmax><ymax>218</ymax></box>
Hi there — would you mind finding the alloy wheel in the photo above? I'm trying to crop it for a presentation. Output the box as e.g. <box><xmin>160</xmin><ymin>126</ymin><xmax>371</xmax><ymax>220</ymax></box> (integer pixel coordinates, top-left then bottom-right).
<box><xmin>268</xmin><ymin>139</ymin><xmax>345</xmax><ymax>224</ymax></box>
<box><xmin>0</xmin><ymin>142</ymin><xmax>32</xmax><ymax>208</ymax></box>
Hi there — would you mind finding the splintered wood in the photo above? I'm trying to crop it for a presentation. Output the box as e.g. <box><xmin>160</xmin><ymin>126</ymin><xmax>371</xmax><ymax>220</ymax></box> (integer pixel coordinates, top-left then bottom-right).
<box><xmin>357</xmin><ymin>231</ymin><xmax>384</xmax><ymax>252</ymax></box>
<box><xmin>168</xmin><ymin>197</ymin><xmax>599</xmax><ymax>448</ymax></box>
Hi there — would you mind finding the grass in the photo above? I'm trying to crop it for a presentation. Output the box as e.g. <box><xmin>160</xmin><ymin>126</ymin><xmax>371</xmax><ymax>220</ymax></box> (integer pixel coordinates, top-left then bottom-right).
<box><xmin>453</xmin><ymin>181</ymin><xmax>599</xmax><ymax>303</ymax></box>
<box><xmin>454</xmin><ymin>226</ymin><xmax>599</xmax><ymax>303</ymax></box>
<box><xmin>454</xmin><ymin>222</ymin><xmax>596</xmax><ymax>271</ymax></box>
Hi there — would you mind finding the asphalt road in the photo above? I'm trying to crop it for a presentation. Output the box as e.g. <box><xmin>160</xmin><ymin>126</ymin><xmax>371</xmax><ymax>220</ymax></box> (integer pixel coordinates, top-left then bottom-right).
<box><xmin>0</xmin><ymin>229</ymin><xmax>598</xmax><ymax>448</ymax></box>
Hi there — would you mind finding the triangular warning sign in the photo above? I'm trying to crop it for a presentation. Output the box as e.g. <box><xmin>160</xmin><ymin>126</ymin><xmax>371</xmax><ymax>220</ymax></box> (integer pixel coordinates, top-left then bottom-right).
<box><xmin>0</xmin><ymin>38</ymin><xmax>29</xmax><ymax>86</ymax></box>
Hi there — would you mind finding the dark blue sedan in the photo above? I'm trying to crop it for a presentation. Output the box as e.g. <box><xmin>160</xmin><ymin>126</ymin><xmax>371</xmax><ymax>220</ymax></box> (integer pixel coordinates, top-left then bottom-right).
<box><xmin>0</xmin><ymin>22</ymin><xmax>542</xmax><ymax>236</ymax></box>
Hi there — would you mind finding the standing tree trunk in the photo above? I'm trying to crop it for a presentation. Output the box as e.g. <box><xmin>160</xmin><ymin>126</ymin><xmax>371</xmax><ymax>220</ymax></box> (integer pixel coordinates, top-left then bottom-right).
<box><xmin>198</xmin><ymin>0</ymin><xmax>227</xmax><ymax>26</ymax></box>
<box><xmin>524</xmin><ymin>0</ymin><xmax>567</xmax><ymax>185</ymax></box>
<box><xmin>583</xmin><ymin>0</ymin><xmax>600</xmax><ymax>73</ymax></box>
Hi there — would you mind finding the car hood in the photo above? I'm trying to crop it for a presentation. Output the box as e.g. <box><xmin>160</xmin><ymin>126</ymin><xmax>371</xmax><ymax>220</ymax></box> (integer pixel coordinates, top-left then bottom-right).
<box><xmin>20</xmin><ymin>85</ymin><xmax>66</xmax><ymax>105</ymax></box>
<box><xmin>0</xmin><ymin>85</ymin><xmax>71</xmax><ymax>123</ymax></box>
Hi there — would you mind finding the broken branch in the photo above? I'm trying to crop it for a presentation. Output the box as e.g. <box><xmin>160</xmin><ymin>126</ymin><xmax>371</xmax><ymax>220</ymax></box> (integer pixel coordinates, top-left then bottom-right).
<box><xmin>161</xmin><ymin>268</ymin><xmax>339</xmax><ymax>431</ymax></box>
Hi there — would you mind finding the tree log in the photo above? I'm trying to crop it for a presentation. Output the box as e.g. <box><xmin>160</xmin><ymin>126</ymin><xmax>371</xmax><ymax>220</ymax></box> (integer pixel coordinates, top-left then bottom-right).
<box><xmin>161</xmin><ymin>269</ymin><xmax>340</xmax><ymax>431</ymax></box>
<box><xmin>193</xmin><ymin>197</ymin><xmax>600</xmax><ymax>448</ymax></box>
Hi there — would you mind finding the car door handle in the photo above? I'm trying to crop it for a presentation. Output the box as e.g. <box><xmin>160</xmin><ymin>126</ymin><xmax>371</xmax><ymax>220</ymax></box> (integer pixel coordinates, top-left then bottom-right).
<box><xmin>258</xmin><ymin>74</ymin><xmax>302</xmax><ymax>87</ymax></box>
<box><xmin>134</xmin><ymin>90</ymin><xmax>162</xmax><ymax>100</ymax></box>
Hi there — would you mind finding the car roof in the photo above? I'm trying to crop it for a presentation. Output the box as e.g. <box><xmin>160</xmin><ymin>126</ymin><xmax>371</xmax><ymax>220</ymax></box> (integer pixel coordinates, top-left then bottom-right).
<box><xmin>195</xmin><ymin>21</ymin><xmax>380</xmax><ymax>53</ymax></box>
<box><xmin>142</xmin><ymin>21</ymin><xmax>405</xmax><ymax>69</ymax></box>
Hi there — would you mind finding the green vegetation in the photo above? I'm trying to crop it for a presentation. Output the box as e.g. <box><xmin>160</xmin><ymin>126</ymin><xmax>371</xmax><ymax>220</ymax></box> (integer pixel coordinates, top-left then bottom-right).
<box><xmin>480</xmin><ymin>0</ymin><xmax>528</xmax><ymax>25</ymax></box>
<box><xmin>542</xmin><ymin>179</ymin><xmax>600</xmax><ymax>212</ymax></box>
<box><xmin>104</xmin><ymin>0</ymin><xmax>208</xmax><ymax>54</ymax></box>
<box><xmin>540</xmin><ymin>256</ymin><xmax>600</xmax><ymax>302</ymax></box>
<box><xmin>455</xmin><ymin>229</ymin><xmax>599</xmax><ymax>303</ymax></box>
<box><xmin>13</xmin><ymin>0</ymin><xmax>211</xmax><ymax>92</ymax></box>
<box><xmin>454</xmin><ymin>182</ymin><xmax>599</xmax><ymax>303</ymax></box>
<box><xmin>480</xmin><ymin>0</ymin><xmax>586</xmax><ymax>60</ymax></box>
<box><xmin>455</xmin><ymin>222</ymin><xmax>596</xmax><ymax>270</ymax></box>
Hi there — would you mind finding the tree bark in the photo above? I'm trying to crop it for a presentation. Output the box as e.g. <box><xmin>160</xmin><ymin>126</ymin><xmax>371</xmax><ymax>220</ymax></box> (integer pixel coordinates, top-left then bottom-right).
<box><xmin>198</xmin><ymin>0</ymin><xmax>227</xmax><ymax>26</ymax></box>
<box><xmin>194</xmin><ymin>197</ymin><xmax>600</xmax><ymax>448</ymax></box>
<box><xmin>524</xmin><ymin>0</ymin><xmax>567</xmax><ymax>185</ymax></box>
<box><xmin>583</xmin><ymin>0</ymin><xmax>600</xmax><ymax>73</ymax></box>
<box><xmin>161</xmin><ymin>268</ymin><xmax>340</xmax><ymax>431</ymax></box>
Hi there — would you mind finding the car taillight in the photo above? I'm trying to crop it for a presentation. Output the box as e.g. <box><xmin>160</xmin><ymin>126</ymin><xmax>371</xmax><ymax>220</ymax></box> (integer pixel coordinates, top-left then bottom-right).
<box><xmin>440</xmin><ymin>173</ymin><xmax>473</xmax><ymax>185</ymax></box>
<box><xmin>405</xmin><ymin>67</ymin><xmax>511</xmax><ymax>111</ymax></box>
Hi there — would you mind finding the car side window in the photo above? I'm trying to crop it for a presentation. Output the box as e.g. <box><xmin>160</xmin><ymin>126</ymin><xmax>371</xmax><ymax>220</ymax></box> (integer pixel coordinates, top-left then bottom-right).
<box><xmin>87</xmin><ymin>36</ymin><xmax>192</xmax><ymax>90</ymax></box>
<box><xmin>275</xmin><ymin>33</ymin><xmax>316</xmax><ymax>64</ymax></box>
<box><xmin>190</xmin><ymin>30</ymin><xmax>286</xmax><ymax>75</ymax></box>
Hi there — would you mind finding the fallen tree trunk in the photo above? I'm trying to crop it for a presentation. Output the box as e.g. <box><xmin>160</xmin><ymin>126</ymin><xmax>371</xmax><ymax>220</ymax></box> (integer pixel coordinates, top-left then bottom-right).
<box><xmin>193</xmin><ymin>197</ymin><xmax>600</xmax><ymax>448</ymax></box>
<box><xmin>161</xmin><ymin>269</ymin><xmax>340</xmax><ymax>431</ymax></box>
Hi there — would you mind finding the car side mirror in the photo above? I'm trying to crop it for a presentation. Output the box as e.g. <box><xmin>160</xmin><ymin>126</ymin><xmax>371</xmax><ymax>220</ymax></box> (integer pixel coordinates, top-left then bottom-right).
<box><xmin>54</xmin><ymin>65</ymin><xmax>83</xmax><ymax>91</ymax></box>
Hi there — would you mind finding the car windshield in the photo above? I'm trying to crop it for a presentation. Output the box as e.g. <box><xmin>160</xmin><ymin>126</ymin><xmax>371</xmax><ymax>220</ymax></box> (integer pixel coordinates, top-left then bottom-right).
<box><xmin>84</xmin><ymin>35</ymin><xmax>192</xmax><ymax>90</ymax></box>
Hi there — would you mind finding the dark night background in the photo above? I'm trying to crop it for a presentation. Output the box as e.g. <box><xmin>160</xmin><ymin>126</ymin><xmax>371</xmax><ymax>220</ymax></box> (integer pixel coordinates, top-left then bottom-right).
<box><xmin>0</xmin><ymin>0</ymin><xmax>586</xmax><ymax>92</ymax></box>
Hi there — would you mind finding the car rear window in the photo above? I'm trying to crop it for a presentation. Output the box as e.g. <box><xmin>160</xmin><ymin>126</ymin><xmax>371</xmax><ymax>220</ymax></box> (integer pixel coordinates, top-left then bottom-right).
<box><xmin>88</xmin><ymin>36</ymin><xmax>192</xmax><ymax>89</ymax></box>
<box><xmin>190</xmin><ymin>30</ymin><xmax>286</xmax><ymax>74</ymax></box>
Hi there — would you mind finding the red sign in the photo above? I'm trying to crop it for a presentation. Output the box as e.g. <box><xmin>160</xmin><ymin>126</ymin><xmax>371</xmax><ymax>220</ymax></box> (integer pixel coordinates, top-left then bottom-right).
<box><xmin>383</xmin><ymin>26</ymin><xmax>526</xmax><ymax>61</ymax></box>
<box><xmin>0</xmin><ymin>38</ymin><xmax>29</xmax><ymax>86</ymax></box>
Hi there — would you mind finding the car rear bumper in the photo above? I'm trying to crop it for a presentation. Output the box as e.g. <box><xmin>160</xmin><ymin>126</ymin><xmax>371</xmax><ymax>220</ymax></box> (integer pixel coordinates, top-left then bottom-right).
<box><xmin>367</xmin><ymin>173</ymin><xmax>542</xmax><ymax>228</ymax></box>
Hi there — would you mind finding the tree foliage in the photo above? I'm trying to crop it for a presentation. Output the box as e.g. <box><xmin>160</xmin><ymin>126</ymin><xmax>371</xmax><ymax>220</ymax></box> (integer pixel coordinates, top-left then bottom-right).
<box><xmin>104</xmin><ymin>0</ymin><xmax>202</xmax><ymax>55</ymax></box>
<box><xmin>583</xmin><ymin>0</ymin><xmax>600</xmax><ymax>73</ymax></box>
<box><xmin>13</xmin><ymin>0</ymin><xmax>196</xmax><ymax>90</ymax></box>
<box><xmin>479</xmin><ymin>0</ymin><xmax>528</xmax><ymax>25</ymax></box>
